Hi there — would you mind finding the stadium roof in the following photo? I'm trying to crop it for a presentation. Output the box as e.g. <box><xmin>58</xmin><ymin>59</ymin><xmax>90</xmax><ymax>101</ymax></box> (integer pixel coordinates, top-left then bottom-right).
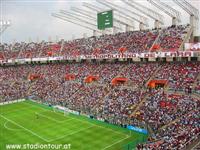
<box><xmin>1</xmin><ymin>0</ymin><xmax>200</xmax><ymax>43</ymax></box>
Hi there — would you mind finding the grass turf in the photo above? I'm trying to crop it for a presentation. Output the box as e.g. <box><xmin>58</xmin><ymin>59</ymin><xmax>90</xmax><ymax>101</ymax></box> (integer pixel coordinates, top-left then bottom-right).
<box><xmin>0</xmin><ymin>100</ymin><xmax>147</xmax><ymax>150</ymax></box>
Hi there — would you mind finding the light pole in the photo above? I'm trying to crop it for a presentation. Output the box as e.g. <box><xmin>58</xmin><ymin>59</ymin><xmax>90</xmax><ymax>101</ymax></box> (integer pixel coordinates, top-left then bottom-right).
<box><xmin>0</xmin><ymin>20</ymin><xmax>11</xmax><ymax>36</ymax></box>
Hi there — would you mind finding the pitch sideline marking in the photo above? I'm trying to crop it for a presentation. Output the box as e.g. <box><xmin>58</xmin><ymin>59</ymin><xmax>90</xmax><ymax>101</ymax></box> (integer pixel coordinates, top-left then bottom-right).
<box><xmin>2</xmin><ymin>101</ymin><xmax>135</xmax><ymax>149</ymax></box>
<box><xmin>67</xmin><ymin>116</ymin><xmax>127</xmax><ymax>136</ymax></box>
<box><xmin>3</xmin><ymin>114</ymin><xmax>132</xmax><ymax>150</ymax></box>
<box><xmin>47</xmin><ymin>125</ymin><xmax>94</xmax><ymax>142</ymax></box>
<box><xmin>0</xmin><ymin>114</ymin><xmax>48</xmax><ymax>142</ymax></box>
<box><xmin>24</xmin><ymin>102</ymin><xmax>129</xmax><ymax>136</ymax></box>
<box><xmin>102</xmin><ymin>135</ymin><xmax>131</xmax><ymax>150</ymax></box>
<box><xmin>0</xmin><ymin>105</ymin><xmax>37</xmax><ymax>115</ymax></box>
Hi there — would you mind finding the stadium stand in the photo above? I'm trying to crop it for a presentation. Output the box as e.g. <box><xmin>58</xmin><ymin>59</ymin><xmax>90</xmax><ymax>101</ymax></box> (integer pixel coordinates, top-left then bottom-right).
<box><xmin>0</xmin><ymin>24</ymin><xmax>199</xmax><ymax>149</ymax></box>
<box><xmin>0</xmin><ymin>25</ymin><xmax>190</xmax><ymax>60</ymax></box>
<box><xmin>154</xmin><ymin>25</ymin><xmax>189</xmax><ymax>51</ymax></box>
<box><xmin>153</xmin><ymin>62</ymin><xmax>200</xmax><ymax>91</ymax></box>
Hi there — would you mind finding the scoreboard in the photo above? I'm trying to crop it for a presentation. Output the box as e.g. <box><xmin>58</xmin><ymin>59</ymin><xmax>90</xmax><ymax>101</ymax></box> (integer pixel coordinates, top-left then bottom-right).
<box><xmin>97</xmin><ymin>10</ymin><xmax>113</xmax><ymax>30</ymax></box>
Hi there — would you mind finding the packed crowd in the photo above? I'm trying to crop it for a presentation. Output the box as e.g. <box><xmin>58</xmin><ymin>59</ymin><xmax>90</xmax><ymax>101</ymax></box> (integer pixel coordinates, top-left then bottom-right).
<box><xmin>153</xmin><ymin>62</ymin><xmax>200</xmax><ymax>91</ymax></box>
<box><xmin>0</xmin><ymin>42</ymin><xmax>44</xmax><ymax>59</ymax></box>
<box><xmin>0</xmin><ymin>61</ymin><xmax>199</xmax><ymax>149</ymax></box>
<box><xmin>195</xmin><ymin>79</ymin><xmax>200</xmax><ymax>94</ymax></box>
<box><xmin>119</xmin><ymin>63</ymin><xmax>159</xmax><ymax>87</ymax></box>
<box><xmin>0</xmin><ymin>25</ymin><xmax>190</xmax><ymax>61</ymax></box>
<box><xmin>137</xmin><ymin>102</ymin><xmax>200</xmax><ymax>149</ymax></box>
<box><xmin>102</xmin><ymin>87</ymin><xmax>145</xmax><ymax>125</ymax></box>
<box><xmin>134</xmin><ymin>88</ymin><xmax>199</xmax><ymax>130</ymax></box>
<box><xmin>156</xmin><ymin>25</ymin><xmax>189</xmax><ymax>51</ymax></box>
<box><xmin>61</xmin><ymin>29</ymin><xmax>158</xmax><ymax>56</ymax></box>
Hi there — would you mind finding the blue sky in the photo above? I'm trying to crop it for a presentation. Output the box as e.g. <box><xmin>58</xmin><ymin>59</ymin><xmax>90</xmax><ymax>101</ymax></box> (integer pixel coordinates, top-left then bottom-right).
<box><xmin>1</xmin><ymin>0</ymin><xmax>200</xmax><ymax>43</ymax></box>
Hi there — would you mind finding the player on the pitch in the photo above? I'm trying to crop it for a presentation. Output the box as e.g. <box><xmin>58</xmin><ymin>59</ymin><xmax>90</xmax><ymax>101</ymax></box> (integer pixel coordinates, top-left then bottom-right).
<box><xmin>36</xmin><ymin>113</ymin><xmax>39</xmax><ymax>119</ymax></box>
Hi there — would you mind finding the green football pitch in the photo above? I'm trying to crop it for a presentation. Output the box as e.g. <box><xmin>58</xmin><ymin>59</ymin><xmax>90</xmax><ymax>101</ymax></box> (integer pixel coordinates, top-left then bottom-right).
<box><xmin>0</xmin><ymin>100</ymin><xmax>147</xmax><ymax>150</ymax></box>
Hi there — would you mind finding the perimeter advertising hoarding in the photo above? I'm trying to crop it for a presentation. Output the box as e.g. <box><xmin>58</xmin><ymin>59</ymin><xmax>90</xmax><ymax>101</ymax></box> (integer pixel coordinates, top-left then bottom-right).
<box><xmin>127</xmin><ymin>125</ymin><xmax>148</xmax><ymax>134</ymax></box>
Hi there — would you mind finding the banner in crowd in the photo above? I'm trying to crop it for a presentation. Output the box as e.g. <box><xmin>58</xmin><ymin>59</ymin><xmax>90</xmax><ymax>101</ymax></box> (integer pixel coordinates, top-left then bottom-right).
<box><xmin>127</xmin><ymin>125</ymin><xmax>148</xmax><ymax>134</ymax></box>
<box><xmin>185</xmin><ymin>43</ymin><xmax>200</xmax><ymax>50</ymax></box>
<box><xmin>1</xmin><ymin>51</ymin><xmax>200</xmax><ymax>65</ymax></box>
<box><xmin>64</xmin><ymin>51</ymin><xmax>196</xmax><ymax>60</ymax></box>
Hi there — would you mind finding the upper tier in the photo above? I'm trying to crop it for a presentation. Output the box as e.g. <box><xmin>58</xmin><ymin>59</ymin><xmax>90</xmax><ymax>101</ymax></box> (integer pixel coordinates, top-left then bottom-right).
<box><xmin>0</xmin><ymin>25</ymin><xmax>190</xmax><ymax>60</ymax></box>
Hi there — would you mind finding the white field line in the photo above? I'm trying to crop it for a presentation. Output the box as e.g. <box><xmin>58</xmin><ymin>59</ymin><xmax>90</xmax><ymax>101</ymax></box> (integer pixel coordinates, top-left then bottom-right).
<box><xmin>24</xmin><ymin>102</ymin><xmax>128</xmax><ymax>137</ymax></box>
<box><xmin>2</xmin><ymin>101</ymin><xmax>131</xmax><ymax>147</ymax></box>
<box><xmin>0</xmin><ymin>105</ymin><xmax>36</xmax><ymax>115</ymax></box>
<box><xmin>0</xmin><ymin>114</ymin><xmax>48</xmax><ymax>142</ymax></box>
<box><xmin>35</xmin><ymin>112</ymin><xmax>74</xmax><ymax>123</ymax></box>
<box><xmin>65</xmin><ymin>116</ymin><xmax>127</xmax><ymax>136</ymax></box>
<box><xmin>102</xmin><ymin>135</ymin><xmax>131</xmax><ymax>150</ymax></box>
<box><xmin>93</xmin><ymin>123</ymin><xmax>127</xmax><ymax>136</ymax></box>
<box><xmin>48</xmin><ymin>125</ymin><xmax>94</xmax><ymax>142</ymax></box>
<box><xmin>4</xmin><ymin>121</ymin><xmax>22</xmax><ymax>131</ymax></box>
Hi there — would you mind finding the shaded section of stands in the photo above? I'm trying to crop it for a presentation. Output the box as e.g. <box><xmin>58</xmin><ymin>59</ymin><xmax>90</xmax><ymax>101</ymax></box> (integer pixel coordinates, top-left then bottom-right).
<box><xmin>147</xmin><ymin>79</ymin><xmax>168</xmax><ymax>88</ymax></box>
<box><xmin>111</xmin><ymin>77</ymin><xmax>128</xmax><ymax>85</ymax></box>
<box><xmin>65</xmin><ymin>74</ymin><xmax>76</xmax><ymax>81</ymax></box>
<box><xmin>28</xmin><ymin>74</ymin><xmax>43</xmax><ymax>81</ymax></box>
<box><xmin>84</xmin><ymin>75</ymin><xmax>99</xmax><ymax>83</ymax></box>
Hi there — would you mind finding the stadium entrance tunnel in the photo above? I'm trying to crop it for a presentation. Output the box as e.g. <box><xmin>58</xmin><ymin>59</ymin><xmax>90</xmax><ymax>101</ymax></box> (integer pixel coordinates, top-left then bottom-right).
<box><xmin>84</xmin><ymin>75</ymin><xmax>99</xmax><ymax>83</ymax></box>
<box><xmin>147</xmin><ymin>79</ymin><xmax>168</xmax><ymax>88</ymax></box>
<box><xmin>111</xmin><ymin>77</ymin><xmax>128</xmax><ymax>86</ymax></box>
